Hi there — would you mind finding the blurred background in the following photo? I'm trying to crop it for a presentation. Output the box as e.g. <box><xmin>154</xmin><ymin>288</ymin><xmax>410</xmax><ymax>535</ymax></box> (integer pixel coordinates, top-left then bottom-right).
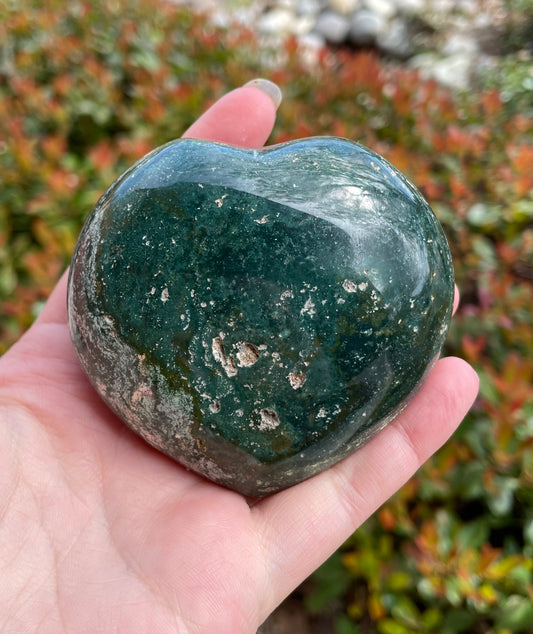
<box><xmin>1</xmin><ymin>0</ymin><xmax>533</xmax><ymax>632</ymax></box>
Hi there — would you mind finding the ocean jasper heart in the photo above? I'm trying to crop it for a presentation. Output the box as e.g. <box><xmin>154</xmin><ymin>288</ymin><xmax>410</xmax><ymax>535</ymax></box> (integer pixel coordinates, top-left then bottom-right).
<box><xmin>67</xmin><ymin>137</ymin><xmax>454</xmax><ymax>497</ymax></box>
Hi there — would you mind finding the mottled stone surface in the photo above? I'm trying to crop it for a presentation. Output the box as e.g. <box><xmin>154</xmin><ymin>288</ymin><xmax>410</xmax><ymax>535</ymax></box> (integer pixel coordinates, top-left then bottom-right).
<box><xmin>68</xmin><ymin>137</ymin><xmax>454</xmax><ymax>497</ymax></box>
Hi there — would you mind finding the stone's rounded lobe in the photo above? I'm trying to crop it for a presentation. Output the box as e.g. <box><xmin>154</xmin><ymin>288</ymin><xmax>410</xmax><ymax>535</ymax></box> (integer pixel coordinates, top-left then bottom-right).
<box><xmin>67</xmin><ymin>137</ymin><xmax>454</xmax><ymax>497</ymax></box>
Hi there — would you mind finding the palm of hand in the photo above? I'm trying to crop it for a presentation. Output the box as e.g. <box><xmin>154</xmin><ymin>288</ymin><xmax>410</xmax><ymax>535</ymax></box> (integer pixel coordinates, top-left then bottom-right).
<box><xmin>2</xmin><ymin>308</ymin><xmax>268</xmax><ymax>633</ymax></box>
<box><xmin>0</xmin><ymin>85</ymin><xmax>478</xmax><ymax>634</ymax></box>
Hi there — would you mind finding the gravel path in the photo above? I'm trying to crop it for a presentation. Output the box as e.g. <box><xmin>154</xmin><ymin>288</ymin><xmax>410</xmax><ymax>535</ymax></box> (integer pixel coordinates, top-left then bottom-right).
<box><xmin>173</xmin><ymin>0</ymin><xmax>509</xmax><ymax>89</ymax></box>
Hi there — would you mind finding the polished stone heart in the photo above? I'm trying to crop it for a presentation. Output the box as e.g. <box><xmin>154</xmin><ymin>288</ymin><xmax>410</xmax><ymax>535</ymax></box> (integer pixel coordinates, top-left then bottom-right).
<box><xmin>67</xmin><ymin>137</ymin><xmax>454</xmax><ymax>497</ymax></box>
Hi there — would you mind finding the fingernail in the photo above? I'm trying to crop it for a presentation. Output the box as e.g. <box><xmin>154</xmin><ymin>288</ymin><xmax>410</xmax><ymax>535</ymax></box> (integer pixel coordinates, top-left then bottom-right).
<box><xmin>244</xmin><ymin>78</ymin><xmax>282</xmax><ymax>110</ymax></box>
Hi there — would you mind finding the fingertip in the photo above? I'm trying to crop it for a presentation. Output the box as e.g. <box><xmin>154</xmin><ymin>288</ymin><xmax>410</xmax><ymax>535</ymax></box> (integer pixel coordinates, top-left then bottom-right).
<box><xmin>243</xmin><ymin>78</ymin><xmax>282</xmax><ymax>110</ymax></box>
<box><xmin>182</xmin><ymin>80</ymin><xmax>281</xmax><ymax>148</ymax></box>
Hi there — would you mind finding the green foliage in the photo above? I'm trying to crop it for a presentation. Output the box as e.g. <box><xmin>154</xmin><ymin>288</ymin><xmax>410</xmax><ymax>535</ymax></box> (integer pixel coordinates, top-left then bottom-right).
<box><xmin>0</xmin><ymin>0</ymin><xmax>265</xmax><ymax>350</ymax></box>
<box><xmin>305</xmin><ymin>552</ymin><xmax>353</xmax><ymax>614</ymax></box>
<box><xmin>2</xmin><ymin>1</ymin><xmax>533</xmax><ymax>632</ymax></box>
<box><xmin>481</xmin><ymin>56</ymin><xmax>533</xmax><ymax>114</ymax></box>
<box><xmin>478</xmin><ymin>0</ymin><xmax>533</xmax><ymax>113</ymax></box>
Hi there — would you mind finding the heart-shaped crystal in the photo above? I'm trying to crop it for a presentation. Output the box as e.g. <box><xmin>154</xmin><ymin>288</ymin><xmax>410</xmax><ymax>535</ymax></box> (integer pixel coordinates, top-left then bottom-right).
<box><xmin>68</xmin><ymin>137</ymin><xmax>454</xmax><ymax>496</ymax></box>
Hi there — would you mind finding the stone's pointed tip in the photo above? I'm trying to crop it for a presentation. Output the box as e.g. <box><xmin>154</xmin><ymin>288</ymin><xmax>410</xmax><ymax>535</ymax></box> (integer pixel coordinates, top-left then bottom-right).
<box><xmin>243</xmin><ymin>78</ymin><xmax>282</xmax><ymax>110</ymax></box>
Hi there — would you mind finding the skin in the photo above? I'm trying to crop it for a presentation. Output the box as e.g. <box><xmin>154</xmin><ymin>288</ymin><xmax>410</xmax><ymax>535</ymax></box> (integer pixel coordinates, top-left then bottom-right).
<box><xmin>0</xmin><ymin>84</ymin><xmax>479</xmax><ymax>634</ymax></box>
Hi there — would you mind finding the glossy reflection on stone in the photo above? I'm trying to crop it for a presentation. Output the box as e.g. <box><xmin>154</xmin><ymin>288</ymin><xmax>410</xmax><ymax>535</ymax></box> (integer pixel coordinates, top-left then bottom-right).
<box><xmin>67</xmin><ymin>137</ymin><xmax>454</xmax><ymax>497</ymax></box>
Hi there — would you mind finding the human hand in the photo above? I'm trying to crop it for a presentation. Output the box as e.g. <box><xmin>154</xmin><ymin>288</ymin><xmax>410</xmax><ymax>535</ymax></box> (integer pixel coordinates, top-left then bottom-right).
<box><xmin>0</xmin><ymin>80</ymin><xmax>478</xmax><ymax>634</ymax></box>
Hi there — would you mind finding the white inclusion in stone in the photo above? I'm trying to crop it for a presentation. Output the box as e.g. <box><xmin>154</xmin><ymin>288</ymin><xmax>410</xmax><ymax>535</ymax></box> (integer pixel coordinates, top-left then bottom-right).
<box><xmin>258</xmin><ymin>408</ymin><xmax>281</xmax><ymax>431</ymax></box>
<box><xmin>212</xmin><ymin>336</ymin><xmax>238</xmax><ymax>378</ymax></box>
<box><xmin>300</xmin><ymin>297</ymin><xmax>316</xmax><ymax>317</ymax></box>
<box><xmin>288</xmin><ymin>372</ymin><xmax>306</xmax><ymax>389</ymax></box>
<box><xmin>214</xmin><ymin>194</ymin><xmax>228</xmax><ymax>207</ymax></box>
<box><xmin>236</xmin><ymin>342</ymin><xmax>260</xmax><ymax>367</ymax></box>
<box><xmin>342</xmin><ymin>279</ymin><xmax>358</xmax><ymax>293</ymax></box>
<box><xmin>161</xmin><ymin>287</ymin><xmax>169</xmax><ymax>302</ymax></box>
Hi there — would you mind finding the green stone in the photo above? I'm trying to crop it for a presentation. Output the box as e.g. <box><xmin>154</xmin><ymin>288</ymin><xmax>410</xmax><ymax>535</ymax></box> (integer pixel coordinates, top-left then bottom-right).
<box><xmin>67</xmin><ymin>137</ymin><xmax>454</xmax><ymax>497</ymax></box>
